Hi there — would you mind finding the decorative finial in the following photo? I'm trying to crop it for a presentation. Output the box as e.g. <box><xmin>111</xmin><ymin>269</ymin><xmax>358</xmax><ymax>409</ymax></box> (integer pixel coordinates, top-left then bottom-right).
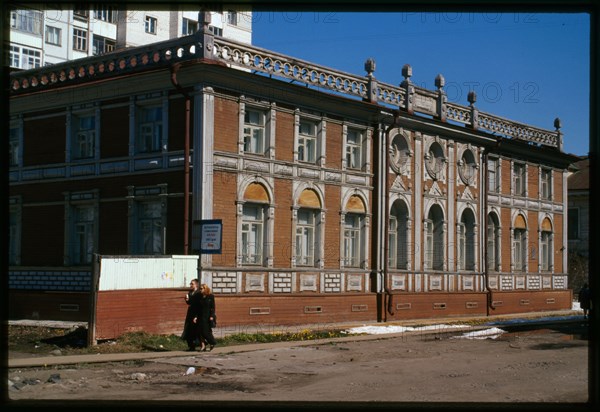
<box><xmin>435</xmin><ymin>74</ymin><xmax>445</xmax><ymax>90</ymax></box>
<box><xmin>364</xmin><ymin>58</ymin><xmax>376</xmax><ymax>77</ymax></box>
<box><xmin>468</xmin><ymin>90</ymin><xmax>477</xmax><ymax>106</ymax></box>
<box><xmin>554</xmin><ymin>117</ymin><xmax>562</xmax><ymax>130</ymax></box>
<box><xmin>402</xmin><ymin>64</ymin><xmax>412</xmax><ymax>81</ymax></box>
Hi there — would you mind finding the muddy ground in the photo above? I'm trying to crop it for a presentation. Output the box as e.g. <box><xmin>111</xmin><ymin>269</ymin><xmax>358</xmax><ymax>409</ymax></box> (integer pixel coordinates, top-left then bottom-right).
<box><xmin>6</xmin><ymin>322</ymin><xmax>589</xmax><ymax>407</ymax></box>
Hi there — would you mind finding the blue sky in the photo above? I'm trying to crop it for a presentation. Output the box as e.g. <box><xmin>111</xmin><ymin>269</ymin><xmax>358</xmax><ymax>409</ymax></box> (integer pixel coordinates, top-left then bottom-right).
<box><xmin>251</xmin><ymin>11</ymin><xmax>590</xmax><ymax>156</ymax></box>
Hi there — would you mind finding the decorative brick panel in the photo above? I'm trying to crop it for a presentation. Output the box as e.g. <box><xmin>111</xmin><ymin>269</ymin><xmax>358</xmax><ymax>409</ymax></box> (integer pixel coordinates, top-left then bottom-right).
<box><xmin>211</xmin><ymin>271</ymin><xmax>238</xmax><ymax>293</ymax></box>
<box><xmin>527</xmin><ymin>275</ymin><xmax>541</xmax><ymax>290</ymax></box>
<box><xmin>9</xmin><ymin>269</ymin><xmax>91</xmax><ymax>292</ymax></box>
<box><xmin>271</xmin><ymin>273</ymin><xmax>293</xmax><ymax>293</ymax></box>
<box><xmin>322</xmin><ymin>273</ymin><xmax>341</xmax><ymax>293</ymax></box>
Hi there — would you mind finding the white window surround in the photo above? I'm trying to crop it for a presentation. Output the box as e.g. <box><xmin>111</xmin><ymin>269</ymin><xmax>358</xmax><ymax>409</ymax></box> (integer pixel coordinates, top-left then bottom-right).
<box><xmin>540</xmin><ymin>167</ymin><xmax>553</xmax><ymax>201</ymax></box>
<box><xmin>238</xmin><ymin>99</ymin><xmax>276</xmax><ymax>158</ymax></box>
<box><xmin>487</xmin><ymin>157</ymin><xmax>501</xmax><ymax>193</ymax></box>
<box><xmin>294</xmin><ymin>111</ymin><xmax>326</xmax><ymax>166</ymax></box>
<box><xmin>512</xmin><ymin>161</ymin><xmax>527</xmax><ymax>197</ymax></box>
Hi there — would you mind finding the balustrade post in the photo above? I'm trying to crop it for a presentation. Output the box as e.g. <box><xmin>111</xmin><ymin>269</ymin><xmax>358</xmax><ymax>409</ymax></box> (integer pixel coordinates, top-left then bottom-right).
<box><xmin>364</xmin><ymin>58</ymin><xmax>378</xmax><ymax>104</ymax></box>
<box><xmin>197</xmin><ymin>9</ymin><xmax>215</xmax><ymax>60</ymax></box>
<box><xmin>401</xmin><ymin>64</ymin><xmax>413</xmax><ymax>114</ymax></box>
<box><xmin>435</xmin><ymin>74</ymin><xmax>446</xmax><ymax>122</ymax></box>
<box><xmin>554</xmin><ymin>117</ymin><xmax>563</xmax><ymax>151</ymax></box>
<box><xmin>468</xmin><ymin>90</ymin><xmax>478</xmax><ymax>130</ymax></box>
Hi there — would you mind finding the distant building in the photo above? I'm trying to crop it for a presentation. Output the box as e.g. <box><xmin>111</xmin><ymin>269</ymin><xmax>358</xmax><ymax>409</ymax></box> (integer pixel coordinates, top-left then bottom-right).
<box><xmin>8</xmin><ymin>21</ymin><xmax>578</xmax><ymax>331</ymax></box>
<box><xmin>8</xmin><ymin>6</ymin><xmax>252</xmax><ymax>69</ymax></box>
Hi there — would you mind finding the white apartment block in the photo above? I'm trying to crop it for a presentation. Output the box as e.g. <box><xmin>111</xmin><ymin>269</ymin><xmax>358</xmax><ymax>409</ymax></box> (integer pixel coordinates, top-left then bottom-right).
<box><xmin>9</xmin><ymin>6</ymin><xmax>252</xmax><ymax>70</ymax></box>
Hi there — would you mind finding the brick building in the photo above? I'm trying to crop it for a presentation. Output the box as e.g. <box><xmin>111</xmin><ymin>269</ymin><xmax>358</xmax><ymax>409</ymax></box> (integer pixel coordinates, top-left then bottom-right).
<box><xmin>8</xmin><ymin>20</ymin><xmax>578</xmax><ymax>331</ymax></box>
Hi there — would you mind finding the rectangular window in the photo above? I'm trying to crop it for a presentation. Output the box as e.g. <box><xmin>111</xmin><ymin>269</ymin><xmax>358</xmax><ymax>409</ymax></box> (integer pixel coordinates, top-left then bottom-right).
<box><xmin>244</xmin><ymin>109</ymin><xmax>265</xmax><ymax>154</ymax></box>
<box><xmin>182</xmin><ymin>18</ymin><xmax>198</xmax><ymax>35</ymax></box>
<box><xmin>145</xmin><ymin>15</ymin><xmax>157</xmax><ymax>34</ymax></box>
<box><xmin>568</xmin><ymin>208</ymin><xmax>580</xmax><ymax>240</ymax></box>
<box><xmin>242</xmin><ymin>204</ymin><xmax>264</xmax><ymax>265</ymax></box>
<box><xmin>388</xmin><ymin>217</ymin><xmax>397</xmax><ymax>268</ymax></box>
<box><xmin>346</xmin><ymin>128</ymin><xmax>363</xmax><ymax>170</ymax></box>
<box><xmin>92</xmin><ymin>35</ymin><xmax>115</xmax><ymax>55</ymax></box>
<box><xmin>513</xmin><ymin>229</ymin><xmax>526</xmax><ymax>272</ymax></box>
<box><xmin>11</xmin><ymin>9</ymin><xmax>43</xmax><ymax>34</ymax></box>
<box><xmin>513</xmin><ymin>163</ymin><xmax>526</xmax><ymax>197</ymax></box>
<box><xmin>73</xmin><ymin>28</ymin><xmax>88</xmax><ymax>51</ymax></box>
<box><xmin>137</xmin><ymin>106</ymin><xmax>163</xmax><ymax>153</ymax></box>
<box><xmin>424</xmin><ymin>220</ymin><xmax>433</xmax><ymax>270</ymax></box>
<box><xmin>344</xmin><ymin>214</ymin><xmax>362</xmax><ymax>268</ymax></box>
<box><xmin>138</xmin><ymin>201</ymin><xmax>163</xmax><ymax>254</ymax></box>
<box><xmin>45</xmin><ymin>26</ymin><xmax>62</xmax><ymax>46</ymax></box>
<box><xmin>298</xmin><ymin>120</ymin><xmax>317</xmax><ymax>163</ymax></box>
<box><xmin>72</xmin><ymin>115</ymin><xmax>95</xmax><ymax>159</ymax></box>
<box><xmin>9</xmin><ymin>208</ymin><xmax>20</xmax><ymax>265</ymax></box>
<box><xmin>93</xmin><ymin>6</ymin><xmax>117</xmax><ymax>23</ymax></box>
<box><xmin>296</xmin><ymin>209</ymin><xmax>316</xmax><ymax>266</ymax></box>
<box><xmin>457</xmin><ymin>223</ymin><xmax>465</xmax><ymax>270</ymax></box>
<box><xmin>72</xmin><ymin>206</ymin><xmax>95</xmax><ymax>264</ymax></box>
<box><xmin>73</xmin><ymin>9</ymin><xmax>89</xmax><ymax>20</ymax></box>
<box><xmin>227</xmin><ymin>10</ymin><xmax>238</xmax><ymax>25</ymax></box>
<box><xmin>541</xmin><ymin>168</ymin><xmax>552</xmax><ymax>200</ymax></box>
<box><xmin>488</xmin><ymin>157</ymin><xmax>500</xmax><ymax>193</ymax></box>
<box><xmin>541</xmin><ymin>231</ymin><xmax>551</xmax><ymax>271</ymax></box>
<box><xmin>9</xmin><ymin>45</ymin><xmax>41</xmax><ymax>69</ymax></box>
<box><xmin>208</xmin><ymin>25</ymin><xmax>223</xmax><ymax>36</ymax></box>
<box><xmin>9</xmin><ymin>127</ymin><xmax>20</xmax><ymax>167</ymax></box>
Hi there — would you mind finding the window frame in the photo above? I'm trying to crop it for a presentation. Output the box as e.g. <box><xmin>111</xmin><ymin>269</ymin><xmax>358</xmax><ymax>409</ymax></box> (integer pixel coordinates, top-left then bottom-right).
<box><xmin>487</xmin><ymin>157</ymin><xmax>500</xmax><ymax>193</ymax></box>
<box><xmin>513</xmin><ymin>162</ymin><xmax>527</xmax><ymax>197</ymax></box>
<box><xmin>541</xmin><ymin>168</ymin><xmax>552</xmax><ymax>200</ymax></box>
<box><xmin>513</xmin><ymin>228</ymin><xmax>527</xmax><ymax>272</ymax></box>
<box><xmin>241</xmin><ymin>203</ymin><xmax>265</xmax><ymax>265</ymax></box>
<box><xmin>295</xmin><ymin>208</ymin><xmax>317</xmax><ymax>267</ymax></box>
<box><xmin>182</xmin><ymin>17</ymin><xmax>198</xmax><ymax>35</ymax></box>
<box><xmin>343</xmin><ymin>213</ymin><xmax>363</xmax><ymax>268</ymax></box>
<box><xmin>71</xmin><ymin>113</ymin><xmax>96</xmax><ymax>160</ymax></box>
<box><xmin>145</xmin><ymin>15</ymin><xmax>158</xmax><ymax>34</ymax></box>
<box><xmin>45</xmin><ymin>25</ymin><xmax>62</xmax><ymax>46</ymax></box>
<box><xmin>298</xmin><ymin>119</ymin><xmax>318</xmax><ymax>164</ymax></box>
<box><xmin>72</xmin><ymin>28</ymin><xmax>88</xmax><ymax>52</ymax></box>
<box><xmin>243</xmin><ymin>108</ymin><xmax>266</xmax><ymax>155</ymax></box>
<box><xmin>136</xmin><ymin>105</ymin><xmax>164</xmax><ymax>153</ymax></box>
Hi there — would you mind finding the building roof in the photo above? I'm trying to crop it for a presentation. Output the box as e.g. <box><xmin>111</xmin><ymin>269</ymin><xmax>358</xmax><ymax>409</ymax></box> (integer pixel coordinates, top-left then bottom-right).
<box><xmin>568</xmin><ymin>157</ymin><xmax>590</xmax><ymax>191</ymax></box>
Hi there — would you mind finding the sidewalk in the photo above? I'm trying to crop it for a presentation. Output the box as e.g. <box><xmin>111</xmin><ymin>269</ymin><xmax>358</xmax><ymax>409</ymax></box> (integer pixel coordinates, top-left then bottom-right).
<box><xmin>7</xmin><ymin>309</ymin><xmax>583</xmax><ymax>369</ymax></box>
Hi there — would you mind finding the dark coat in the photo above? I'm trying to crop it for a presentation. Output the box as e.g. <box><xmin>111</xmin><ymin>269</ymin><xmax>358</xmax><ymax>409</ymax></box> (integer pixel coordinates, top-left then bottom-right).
<box><xmin>181</xmin><ymin>290</ymin><xmax>202</xmax><ymax>341</ymax></box>
<box><xmin>579</xmin><ymin>287</ymin><xmax>591</xmax><ymax>310</ymax></box>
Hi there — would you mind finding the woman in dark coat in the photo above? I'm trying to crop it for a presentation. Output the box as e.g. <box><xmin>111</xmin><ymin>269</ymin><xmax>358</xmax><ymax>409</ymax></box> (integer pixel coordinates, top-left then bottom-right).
<box><xmin>199</xmin><ymin>283</ymin><xmax>217</xmax><ymax>351</ymax></box>
<box><xmin>181</xmin><ymin>279</ymin><xmax>204</xmax><ymax>351</ymax></box>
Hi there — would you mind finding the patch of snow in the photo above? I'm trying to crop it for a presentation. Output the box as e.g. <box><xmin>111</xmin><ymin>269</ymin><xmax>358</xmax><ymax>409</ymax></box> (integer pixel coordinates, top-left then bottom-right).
<box><xmin>345</xmin><ymin>324</ymin><xmax>471</xmax><ymax>335</ymax></box>
<box><xmin>452</xmin><ymin>327</ymin><xmax>506</xmax><ymax>340</ymax></box>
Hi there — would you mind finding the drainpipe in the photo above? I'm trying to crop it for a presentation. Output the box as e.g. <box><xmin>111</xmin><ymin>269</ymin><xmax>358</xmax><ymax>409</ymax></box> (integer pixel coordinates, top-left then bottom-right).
<box><xmin>482</xmin><ymin>148</ymin><xmax>495</xmax><ymax>315</ymax></box>
<box><xmin>170</xmin><ymin>63</ymin><xmax>190</xmax><ymax>254</ymax></box>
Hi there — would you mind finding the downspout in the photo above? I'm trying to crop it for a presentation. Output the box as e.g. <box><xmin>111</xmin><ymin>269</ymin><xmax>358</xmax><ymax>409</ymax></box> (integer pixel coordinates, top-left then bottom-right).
<box><xmin>170</xmin><ymin>64</ymin><xmax>190</xmax><ymax>254</ymax></box>
<box><xmin>482</xmin><ymin>148</ymin><xmax>495</xmax><ymax>315</ymax></box>
<box><xmin>383</xmin><ymin>116</ymin><xmax>398</xmax><ymax>320</ymax></box>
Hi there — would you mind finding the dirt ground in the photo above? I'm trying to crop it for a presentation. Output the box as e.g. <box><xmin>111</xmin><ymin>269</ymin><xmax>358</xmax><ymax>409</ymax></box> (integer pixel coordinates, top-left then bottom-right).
<box><xmin>6</xmin><ymin>320</ymin><xmax>589</xmax><ymax>407</ymax></box>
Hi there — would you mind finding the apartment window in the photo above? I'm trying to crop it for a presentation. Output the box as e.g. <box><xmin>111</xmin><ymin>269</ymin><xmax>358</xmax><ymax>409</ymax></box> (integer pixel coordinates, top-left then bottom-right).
<box><xmin>425</xmin><ymin>205</ymin><xmax>444</xmax><ymax>270</ymax></box>
<box><xmin>71</xmin><ymin>205</ymin><xmax>95</xmax><ymax>264</ymax></box>
<box><xmin>209</xmin><ymin>25</ymin><xmax>223</xmax><ymax>36</ymax></box>
<box><xmin>568</xmin><ymin>208</ymin><xmax>580</xmax><ymax>240</ymax></box>
<box><xmin>145</xmin><ymin>15</ymin><xmax>157</xmax><ymax>34</ymax></box>
<box><xmin>182</xmin><ymin>18</ymin><xmax>198</xmax><ymax>35</ymax></box>
<box><xmin>45</xmin><ymin>26</ymin><xmax>62</xmax><ymax>46</ymax></box>
<box><xmin>298</xmin><ymin>120</ymin><xmax>318</xmax><ymax>163</ymax></box>
<box><xmin>487</xmin><ymin>213</ymin><xmax>500</xmax><ymax>272</ymax></box>
<box><xmin>73</xmin><ymin>9</ymin><xmax>89</xmax><ymax>20</ymax></box>
<box><xmin>244</xmin><ymin>108</ymin><xmax>265</xmax><ymax>154</ymax></box>
<box><xmin>346</xmin><ymin>128</ymin><xmax>363</xmax><ymax>170</ymax></box>
<box><xmin>92</xmin><ymin>35</ymin><xmax>115</xmax><ymax>55</ymax></box>
<box><xmin>73</xmin><ymin>28</ymin><xmax>88</xmax><ymax>51</ymax></box>
<box><xmin>541</xmin><ymin>168</ymin><xmax>552</xmax><ymax>200</ymax></box>
<box><xmin>513</xmin><ymin>162</ymin><xmax>526</xmax><ymax>197</ymax></box>
<box><xmin>94</xmin><ymin>6</ymin><xmax>117</xmax><ymax>23</ymax></box>
<box><xmin>488</xmin><ymin>157</ymin><xmax>500</xmax><ymax>193</ymax></box>
<box><xmin>137</xmin><ymin>106</ymin><xmax>163</xmax><ymax>153</ymax></box>
<box><xmin>458</xmin><ymin>209</ymin><xmax>476</xmax><ymax>271</ymax></box>
<box><xmin>72</xmin><ymin>114</ymin><xmax>95</xmax><ymax>159</ymax></box>
<box><xmin>10</xmin><ymin>9</ymin><xmax>43</xmax><ymax>34</ymax></box>
<box><xmin>9</xmin><ymin>45</ymin><xmax>41</xmax><ymax>69</ymax></box>
<box><xmin>388</xmin><ymin>200</ymin><xmax>409</xmax><ymax>269</ymax></box>
<box><xmin>137</xmin><ymin>201</ymin><xmax>164</xmax><ymax>254</ymax></box>
<box><xmin>227</xmin><ymin>10</ymin><xmax>238</xmax><ymax>25</ymax></box>
<box><xmin>9</xmin><ymin>127</ymin><xmax>20</xmax><ymax>167</ymax></box>
<box><xmin>242</xmin><ymin>204</ymin><xmax>265</xmax><ymax>265</ymax></box>
<box><xmin>344</xmin><ymin>214</ymin><xmax>363</xmax><ymax>268</ymax></box>
<box><xmin>296</xmin><ymin>209</ymin><xmax>316</xmax><ymax>266</ymax></box>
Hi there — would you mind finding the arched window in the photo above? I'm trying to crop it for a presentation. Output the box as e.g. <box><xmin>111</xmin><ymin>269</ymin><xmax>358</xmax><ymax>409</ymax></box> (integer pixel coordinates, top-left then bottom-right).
<box><xmin>343</xmin><ymin>195</ymin><xmax>366</xmax><ymax>268</ymax></box>
<box><xmin>513</xmin><ymin>214</ymin><xmax>527</xmax><ymax>272</ymax></box>
<box><xmin>389</xmin><ymin>200</ymin><xmax>409</xmax><ymax>269</ymax></box>
<box><xmin>241</xmin><ymin>183</ymin><xmax>270</xmax><ymax>266</ymax></box>
<box><xmin>487</xmin><ymin>213</ymin><xmax>500</xmax><ymax>272</ymax></box>
<box><xmin>425</xmin><ymin>204</ymin><xmax>444</xmax><ymax>270</ymax></box>
<box><xmin>295</xmin><ymin>189</ymin><xmax>322</xmax><ymax>267</ymax></box>
<box><xmin>458</xmin><ymin>208</ymin><xmax>476</xmax><ymax>271</ymax></box>
<box><xmin>425</xmin><ymin>142</ymin><xmax>446</xmax><ymax>180</ymax></box>
<box><xmin>540</xmin><ymin>217</ymin><xmax>553</xmax><ymax>272</ymax></box>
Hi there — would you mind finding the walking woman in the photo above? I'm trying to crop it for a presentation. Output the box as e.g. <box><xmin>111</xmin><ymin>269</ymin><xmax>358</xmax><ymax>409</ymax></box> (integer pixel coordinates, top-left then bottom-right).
<box><xmin>181</xmin><ymin>279</ymin><xmax>204</xmax><ymax>351</ymax></box>
<box><xmin>199</xmin><ymin>283</ymin><xmax>217</xmax><ymax>351</ymax></box>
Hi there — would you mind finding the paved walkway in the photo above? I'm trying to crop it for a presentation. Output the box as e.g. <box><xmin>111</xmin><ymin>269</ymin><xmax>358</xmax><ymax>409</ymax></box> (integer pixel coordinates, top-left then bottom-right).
<box><xmin>7</xmin><ymin>309</ymin><xmax>583</xmax><ymax>369</ymax></box>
